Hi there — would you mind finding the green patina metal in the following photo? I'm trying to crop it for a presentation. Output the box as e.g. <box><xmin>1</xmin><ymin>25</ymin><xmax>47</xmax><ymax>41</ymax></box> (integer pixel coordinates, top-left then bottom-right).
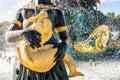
<box><xmin>65</xmin><ymin>7</ymin><xmax>108</xmax><ymax>60</ymax></box>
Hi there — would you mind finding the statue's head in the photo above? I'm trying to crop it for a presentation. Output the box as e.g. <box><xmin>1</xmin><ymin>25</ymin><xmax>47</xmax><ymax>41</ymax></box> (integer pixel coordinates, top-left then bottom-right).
<box><xmin>34</xmin><ymin>0</ymin><xmax>52</xmax><ymax>5</ymax></box>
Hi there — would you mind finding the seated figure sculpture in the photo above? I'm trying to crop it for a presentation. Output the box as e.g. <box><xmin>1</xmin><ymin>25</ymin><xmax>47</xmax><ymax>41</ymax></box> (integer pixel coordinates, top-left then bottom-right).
<box><xmin>57</xmin><ymin>0</ymin><xmax>110</xmax><ymax>60</ymax></box>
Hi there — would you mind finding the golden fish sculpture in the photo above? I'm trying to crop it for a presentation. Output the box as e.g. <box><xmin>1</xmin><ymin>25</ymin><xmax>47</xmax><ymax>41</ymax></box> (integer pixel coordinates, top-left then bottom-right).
<box><xmin>16</xmin><ymin>11</ymin><xmax>84</xmax><ymax>77</ymax></box>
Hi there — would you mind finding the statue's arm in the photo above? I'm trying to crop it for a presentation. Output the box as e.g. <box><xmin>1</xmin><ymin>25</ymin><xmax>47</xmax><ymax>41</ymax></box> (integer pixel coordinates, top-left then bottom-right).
<box><xmin>55</xmin><ymin>10</ymin><xmax>68</xmax><ymax>43</ymax></box>
<box><xmin>54</xmin><ymin>10</ymin><xmax>68</xmax><ymax>61</ymax></box>
<box><xmin>5</xmin><ymin>8</ymin><xmax>26</xmax><ymax>43</ymax></box>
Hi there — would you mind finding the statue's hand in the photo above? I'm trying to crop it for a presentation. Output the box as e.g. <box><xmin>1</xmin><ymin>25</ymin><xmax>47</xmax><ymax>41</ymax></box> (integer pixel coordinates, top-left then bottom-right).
<box><xmin>54</xmin><ymin>41</ymin><xmax>67</xmax><ymax>61</ymax></box>
<box><xmin>22</xmin><ymin>30</ymin><xmax>41</xmax><ymax>49</ymax></box>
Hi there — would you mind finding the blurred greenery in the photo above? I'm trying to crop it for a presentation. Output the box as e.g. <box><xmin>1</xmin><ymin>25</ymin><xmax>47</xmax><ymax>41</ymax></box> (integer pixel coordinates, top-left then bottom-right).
<box><xmin>105</xmin><ymin>12</ymin><xmax>120</xmax><ymax>31</ymax></box>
